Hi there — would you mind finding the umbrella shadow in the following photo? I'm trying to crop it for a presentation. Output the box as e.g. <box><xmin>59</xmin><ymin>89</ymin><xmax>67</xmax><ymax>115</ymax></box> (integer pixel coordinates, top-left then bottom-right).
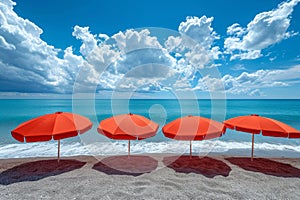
<box><xmin>92</xmin><ymin>155</ymin><xmax>158</xmax><ymax>176</ymax></box>
<box><xmin>162</xmin><ymin>156</ymin><xmax>232</xmax><ymax>178</ymax></box>
<box><xmin>225</xmin><ymin>157</ymin><xmax>300</xmax><ymax>178</ymax></box>
<box><xmin>0</xmin><ymin>159</ymin><xmax>86</xmax><ymax>185</ymax></box>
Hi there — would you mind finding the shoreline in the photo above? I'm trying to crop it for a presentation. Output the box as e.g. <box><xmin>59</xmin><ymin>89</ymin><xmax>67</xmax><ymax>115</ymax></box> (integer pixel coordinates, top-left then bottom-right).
<box><xmin>1</xmin><ymin>140</ymin><xmax>300</xmax><ymax>159</ymax></box>
<box><xmin>1</xmin><ymin>154</ymin><xmax>300</xmax><ymax>199</ymax></box>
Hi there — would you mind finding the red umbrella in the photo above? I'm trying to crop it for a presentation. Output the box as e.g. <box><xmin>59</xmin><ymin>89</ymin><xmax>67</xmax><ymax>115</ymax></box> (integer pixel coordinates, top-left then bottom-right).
<box><xmin>97</xmin><ymin>113</ymin><xmax>159</xmax><ymax>156</ymax></box>
<box><xmin>162</xmin><ymin>115</ymin><xmax>225</xmax><ymax>158</ymax></box>
<box><xmin>224</xmin><ymin>114</ymin><xmax>300</xmax><ymax>161</ymax></box>
<box><xmin>11</xmin><ymin>112</ymin><xmax>92</xmax><ymax>162</ymax></box>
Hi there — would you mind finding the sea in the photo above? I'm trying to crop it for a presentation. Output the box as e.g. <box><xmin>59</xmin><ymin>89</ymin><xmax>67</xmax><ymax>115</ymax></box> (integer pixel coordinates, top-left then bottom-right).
<box><xmin>1</xmin><ymin>99</ymin><xmax>300</xmax><ymax>158</ymax></box>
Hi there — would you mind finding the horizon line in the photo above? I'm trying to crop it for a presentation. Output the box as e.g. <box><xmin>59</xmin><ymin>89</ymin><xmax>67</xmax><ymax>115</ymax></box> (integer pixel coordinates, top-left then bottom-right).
<box><xmin>1</xmin><ymin>98</ymin><xmax>300</xmax><ymax>100</ymax></box>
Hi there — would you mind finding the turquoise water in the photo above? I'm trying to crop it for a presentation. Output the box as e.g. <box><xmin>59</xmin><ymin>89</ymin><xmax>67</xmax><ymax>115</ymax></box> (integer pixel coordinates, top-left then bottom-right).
<box><xmin>0</xmin><ymin>99</ymin><xmax>300</xmax><ymax>158</ymax></box>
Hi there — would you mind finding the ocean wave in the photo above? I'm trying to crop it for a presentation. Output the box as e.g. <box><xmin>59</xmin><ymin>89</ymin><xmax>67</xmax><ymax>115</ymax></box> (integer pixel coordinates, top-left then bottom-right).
<box><xmin>1</xmin><ymin>140</ymin><xmax>300</xmax><ymax>159</ymax></box>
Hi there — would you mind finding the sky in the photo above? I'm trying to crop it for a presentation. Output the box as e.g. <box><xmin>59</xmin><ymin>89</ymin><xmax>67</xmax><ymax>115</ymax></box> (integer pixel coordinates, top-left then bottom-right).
<box><xmin>1</xmin><ymin>0</ymin><xmax>300</xmax><ymax>99</ymax></box>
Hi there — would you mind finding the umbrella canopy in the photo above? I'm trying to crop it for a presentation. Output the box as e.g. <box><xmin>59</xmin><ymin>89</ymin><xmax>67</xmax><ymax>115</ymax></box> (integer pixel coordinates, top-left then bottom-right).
<box><xmin>162</xmin><ymin>115</ymin><xmax>225</xmax><ymax>158</ymax></box>
<box><xmin>11</xmin><ymin>112</ymin><xmax>92</xmax><ymax>162</ymax></box>
<box><xmin>224</xmin><ymin>114</ymin><xmax>300</xmax><ymax>160</ymax></box>
<box><xmin>97</xmin><ymin>113</ymin><xmax>159</xmax><ymax>156</ymax></box>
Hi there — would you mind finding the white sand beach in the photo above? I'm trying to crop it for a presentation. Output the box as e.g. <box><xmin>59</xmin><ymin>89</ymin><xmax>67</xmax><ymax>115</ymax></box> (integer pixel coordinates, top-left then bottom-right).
<box><xmin>1</xmin><ymin>154</ymin><xmax>300</xmax><ymax>199</ymax></box>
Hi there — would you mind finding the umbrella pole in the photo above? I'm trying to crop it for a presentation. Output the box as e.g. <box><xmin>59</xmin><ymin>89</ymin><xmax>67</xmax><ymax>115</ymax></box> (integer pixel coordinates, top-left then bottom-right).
<box><xmin>58</xmin><ymin>139</ymin><xmax>60</xmax><ymax>163</ymax></box>
<box><xmin>190</xmin><ymin>140</ymin><xmax>192</xmax><ymax>159</ymax></box>
<box><xmin>128</xmin><ymin>140</ymin><xmax>130</xmax><ymax>157</ymax></box>
<box><xmin>251</xmin><ymin>134</ymin><xmax>254</xmax><ymax>161</ymax></box>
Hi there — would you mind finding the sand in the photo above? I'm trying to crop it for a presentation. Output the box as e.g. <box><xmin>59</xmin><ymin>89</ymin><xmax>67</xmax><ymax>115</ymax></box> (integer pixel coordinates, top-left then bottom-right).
<box><xmin>1</xmin><ymin>154</ymin><xmax>300</xmax><ymax>199</ymax></box>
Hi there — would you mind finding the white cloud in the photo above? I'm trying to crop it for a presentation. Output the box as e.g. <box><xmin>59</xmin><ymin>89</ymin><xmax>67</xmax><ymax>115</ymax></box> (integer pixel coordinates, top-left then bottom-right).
<box><xmin>98</xmin><ymin>33</ymin><xmax>109</xmax><ymax>41</ymax></box>
<box><xmin>0</xmin><ymin>35</ymin><xmax>15</xmax><ymax>50</ymax></box>
<box><xmin>72</xmin><ymin>26</ymin><xmax>98</xmax><ymax>57</ymax></box>
<box><xmin>84</xmin><ymin>42</ymin><xmax>120</xmax><ymax>73</ymax></box>
<box><xmin>225</xmin><ymin>0</ymin><xmax>300</xmax><ymax>60</ymax></box>
<box><xmin>230</xmin><ymin>64</ymin><xmax>247</xmax><ymax>71</ymax></box>
<box><xmin>164</xmin><ymin>36</ymin><xmax>182</xmax><ymax>52</ymax></box>
<box><xmin>116</xmin><ymin>49</ymin><xmax>176</xmax><ymax>75</ymax></box>
<box><xmin>117</xmin><ymin>78</ymin><xmax>168</xmax><ymax>93</ymax></box>
<box><xmin>124</xmin><ymin>64</ymin><xmax>173</xmax><ymax>78</ymax></box>
<box><xmin>224</xmin><ymin>68</ymin><xmax>291</xmax><ymax>93</ymax></box>
<box><xmin>164</xmin><ymin>16</ymin><xmax>221</xmax><ymax>70</ymax></box>
<box><xmin>178</xmin><ymin>16</ymin><xmax>219</xmax><ymax>49</ymax></box>
<box><xmin>249</xmin><ymin>89</ymin><xmax>263</xmax><ymax>96</ymax></box>
<box><xmin>0</xmin><ymin>1</ymin><xmax>225</xmax><ymax>95</ymax></box>
<box><xmin>226</xmin><ymin>23</ymin><xmax>246</xmax><ymax>37</ymax></box>
<box><xmin>0</xmin><ymin>0</ymin><xmax>81</xmax><ymax>93</ymax></box>
<box><xmin>192</xmin><ymin>65</ymin><xmax>300</xmax><ymax>95</ymax></box>
<box><xmin>230</xmin><ymin>51</ymin><xmax>259</xmax><ymax>61</ymax></box>
<box><xmin>112</xmin><ymin>29</ymin><xmax>162</xmax><ymax>54</ymax></box>
<box><xmin>184</xmin><ymin>45</ymin><xmax>211</xmax><ymax>68</ymax></box>
<box><xmin>264</xmin><ymin>65</ymin><xmax>300</xmax><ymax>80</ymax></box>
<box><xmin>173</xmin><ymin>79</ymin><xmax>192</xmax><ymax>91</ymax></box>
<box><xmin>71</xmin><ymin>27</ymin><xmax>179</xmax><ymax>93</ymax></box>
<box><xmin>164</xmin><ymin>16</ymin><xmax>222</xmax><ymax>72</ymax></box>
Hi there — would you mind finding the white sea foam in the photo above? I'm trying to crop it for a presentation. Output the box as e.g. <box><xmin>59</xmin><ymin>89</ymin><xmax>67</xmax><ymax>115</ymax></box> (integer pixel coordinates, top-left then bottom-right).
<box><xmin>0</xmin><ymin>140</ymin><xmax>300</xmax><ymax>158</ymax></box>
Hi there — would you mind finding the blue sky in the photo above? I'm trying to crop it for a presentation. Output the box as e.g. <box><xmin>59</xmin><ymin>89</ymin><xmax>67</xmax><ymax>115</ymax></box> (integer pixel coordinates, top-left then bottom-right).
<box><xmin>1</xmin><ymin>0</ymin><xmax>300</xmax><ymax>98</ymax></box>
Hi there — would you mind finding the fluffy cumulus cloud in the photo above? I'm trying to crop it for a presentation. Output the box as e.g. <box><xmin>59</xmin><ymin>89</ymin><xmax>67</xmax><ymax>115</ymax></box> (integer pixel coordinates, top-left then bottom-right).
<box><xmin>72</xmin><ymin>28</ymin><xmax>179</xmax><ymax>93</ymax></box>
<box><xmin>0</xmin><ymin>0</ymin><xmax>83</xmax><ymax>93</ymax></box>
<box><xmin>112</xmin><ymin>29</ymin><xmax>163</xmax><ymax>53</ymax></box>
<box><xmin>178</xmin><ymin>16</ymin><xmax>219</xmax><ymax>49</ymax></box>
<box><xmin>165</xmin><ymin>16</ymin><xmax>221</xmax><ymax>69</ymax></box>
<box><xmin>225</xmin><ymin>0</ymin><xmax>300</xmax><ymax>60</ymax></box>
<box><xmin>72</xmin><ymin>26</ymin><xmax>98</xmax><ymax>57</ymax></box>
<box><xmin>0</xmin><ymin>0</ymin><xmax>172</xmax><ymax>94</ymax></box>
<box><xmin>0</xmin><ymin>0</ymin><xmax>225</xmax><ymax>94</ymax></box>
<box><xmin>192</xmin><ymin>65</ymin><xmax>300</xmax><ymax>95</ymax></box>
